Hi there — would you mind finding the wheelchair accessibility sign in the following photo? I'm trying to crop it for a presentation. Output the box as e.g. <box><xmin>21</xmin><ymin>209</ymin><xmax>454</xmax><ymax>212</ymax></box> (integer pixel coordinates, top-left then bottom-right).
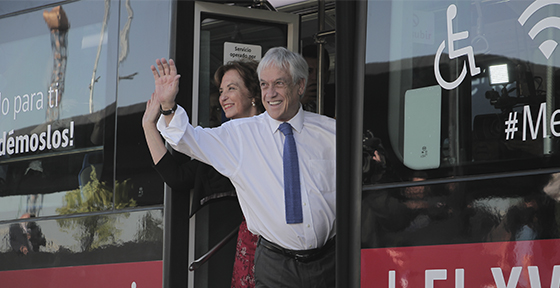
<box><xmin>434</xmin><ymin>4</ymin><xmax>481</xmax><ymax>90</ymax></box>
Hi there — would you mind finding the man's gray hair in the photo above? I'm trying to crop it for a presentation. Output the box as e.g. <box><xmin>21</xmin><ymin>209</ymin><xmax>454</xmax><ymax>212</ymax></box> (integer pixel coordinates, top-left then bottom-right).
<box><xmin>257</xmin><ymin>47</ymin><xmax>308</xmax><ymax>96</ymax></box>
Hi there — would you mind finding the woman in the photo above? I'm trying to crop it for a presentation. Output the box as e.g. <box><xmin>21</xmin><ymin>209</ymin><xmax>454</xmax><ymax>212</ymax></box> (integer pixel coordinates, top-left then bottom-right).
<box><xmin>142</xmin><ymin>60</ymin><xmax>263</xmax><ymax>287</ymax></box>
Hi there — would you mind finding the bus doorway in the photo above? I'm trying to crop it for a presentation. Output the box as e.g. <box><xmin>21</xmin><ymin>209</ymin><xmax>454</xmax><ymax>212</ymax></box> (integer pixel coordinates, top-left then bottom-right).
<box><xmin>168</xmin><ymin>2</ymin><xmax>301</xmax><ymax>287</ymax></box>
<box><xmin>166</xmin><ymin>1</ymin><xmax>338</xmax><ymax>287</ymax></box>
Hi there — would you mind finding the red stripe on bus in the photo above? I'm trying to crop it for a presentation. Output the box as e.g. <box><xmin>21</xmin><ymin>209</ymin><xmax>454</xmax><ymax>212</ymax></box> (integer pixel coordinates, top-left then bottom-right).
<box><xmin>362</xmin><ymin>239</ymin><xmax>560</xmax><ymax>288</ymax></box>
<box><xmin>0</xmin><ymin>260</ymin><xmax>162</xmax><ymax>288</ymax></box>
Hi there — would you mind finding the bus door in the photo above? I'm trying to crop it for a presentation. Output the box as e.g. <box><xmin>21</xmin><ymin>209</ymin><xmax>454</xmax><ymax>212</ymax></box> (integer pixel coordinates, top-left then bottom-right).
<box><xmin>165</xmin><ymin>2</ymin><xmax>299</xmax><ymax>287</ymax></box>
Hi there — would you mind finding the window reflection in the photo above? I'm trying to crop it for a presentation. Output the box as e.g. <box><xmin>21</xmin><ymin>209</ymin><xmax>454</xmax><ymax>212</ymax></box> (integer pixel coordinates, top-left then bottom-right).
<box><xmin>0</xmin><ymin>0</ymin><xmax>170</xmax><ymax>219</ymax></box>
<box><xmin>114</xmin><ymin>0</ymin><xmax>174</xmax><ymax>209</ymax></box>
<box><xmin>364</xmin><ymin>0</ymin><xmax>560</xmax><ymax>178</ymax></box>
<box><xmin>9</xmin><ymin>213</ymin><xmax>46</xmax><ymax>255</ymax></box>
<box><xmin>362</xmin><ymin>173</ymin><xmax>559</xmax><ymax>249</ymax></box>
<box><xmin>0</xmin><ymin>210</ymin><xmax>163</xmax><ymax>270</ymax></box>
<box><xmin>0</xmin><ymin>1</ymin><xmax>118</xmax><ymax>220</ymax></box>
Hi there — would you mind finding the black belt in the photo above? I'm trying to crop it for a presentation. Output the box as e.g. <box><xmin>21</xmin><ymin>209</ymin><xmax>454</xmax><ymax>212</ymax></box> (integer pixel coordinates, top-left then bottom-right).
<box><xmin>258</xmin><ymin>236</ymin><xmax>335</xmax><ymax>263</ymax></box>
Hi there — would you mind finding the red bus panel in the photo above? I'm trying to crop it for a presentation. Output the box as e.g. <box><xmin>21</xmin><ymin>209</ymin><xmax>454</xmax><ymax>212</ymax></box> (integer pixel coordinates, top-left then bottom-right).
<box><xmin>362</xmin><ymin>240</ymin><xmax>560</xmax><ymax>288</ymax></box>
<box><xmin>0</xmin><ymin>261</ymin><xmax>162</xmax><ymax>288</ymax></box>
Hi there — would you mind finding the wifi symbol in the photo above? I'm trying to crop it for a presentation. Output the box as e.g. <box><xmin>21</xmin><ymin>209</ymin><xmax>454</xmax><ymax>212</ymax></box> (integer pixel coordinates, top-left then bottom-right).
<box><xmin>518</xmin><ymin>0</ymin><xmax>560</xmax><ymax>59</ymax></box>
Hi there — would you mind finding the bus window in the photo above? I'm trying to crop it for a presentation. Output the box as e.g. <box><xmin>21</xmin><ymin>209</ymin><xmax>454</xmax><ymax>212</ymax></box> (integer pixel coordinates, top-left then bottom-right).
<box><xmin>363</xmin><ymin>0</ymin><xmax>560</xmax><ymax>180</ymax></box>
<box><xmin>0</xmin><ymin>0</ymin><xmax>171</xmax><ymax>220</ymax></box>
<box><xmin>114</xmin><ymin>0</ymin><xmax>174</xmax><ymax>207</ymax></box>
<box><xmin>0</xmin><ymin>1</ymin><xmax>120</xmax><ymax>220</ymax></box>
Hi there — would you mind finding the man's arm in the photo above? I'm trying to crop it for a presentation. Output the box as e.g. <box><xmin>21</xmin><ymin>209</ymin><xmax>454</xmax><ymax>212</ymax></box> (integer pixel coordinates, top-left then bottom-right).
<box><xmin>150</xmin><ymin>58</ymin><xmax>241</xmax><ymax>178</ymax></box>
<box><xmin>157</xmin><ymin>106</ymin><xmax>242</xmax><ymax>179</ymax></box>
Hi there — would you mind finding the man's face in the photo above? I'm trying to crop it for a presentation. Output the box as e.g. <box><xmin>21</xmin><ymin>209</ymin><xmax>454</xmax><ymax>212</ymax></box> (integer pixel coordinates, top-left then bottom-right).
<box><xmin>301</xmin><ymin>57</ymin><xmax>318</xmax><ymax>105</ymax></box>
<box><xmin>260</xmin><ymin>65</ymin><xmax>305</xmax><ymax>122</ymax></box>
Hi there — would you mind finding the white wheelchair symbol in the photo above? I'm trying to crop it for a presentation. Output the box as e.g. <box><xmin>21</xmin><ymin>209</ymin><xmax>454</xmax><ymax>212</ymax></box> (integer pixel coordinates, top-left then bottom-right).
<box><xmin>434</xmin><ymin>4</ymin><xmax>481</xmax><ymax>90</ymax></box>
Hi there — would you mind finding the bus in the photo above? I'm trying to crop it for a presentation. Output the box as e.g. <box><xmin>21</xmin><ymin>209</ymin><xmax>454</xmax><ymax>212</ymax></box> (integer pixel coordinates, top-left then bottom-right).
<box><xmin>2</xmin><ymin>1</ymin><xmax>560</xmax><ymax>288</ymax></box>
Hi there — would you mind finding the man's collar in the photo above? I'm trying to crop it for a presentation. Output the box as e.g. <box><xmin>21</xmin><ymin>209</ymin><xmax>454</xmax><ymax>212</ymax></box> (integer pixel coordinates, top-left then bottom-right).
<box><xmin>266</xmin><ymin>105</ymin><xmax>304</xmax><ymax>134</ymax></box>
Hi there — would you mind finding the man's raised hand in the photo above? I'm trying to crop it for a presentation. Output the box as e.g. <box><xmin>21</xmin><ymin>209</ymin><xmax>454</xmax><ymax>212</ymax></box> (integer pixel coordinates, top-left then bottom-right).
<box><xmin>151</xmin><ymin>58</ymin><xmax>181</xmax><ymax>110</ymax></box>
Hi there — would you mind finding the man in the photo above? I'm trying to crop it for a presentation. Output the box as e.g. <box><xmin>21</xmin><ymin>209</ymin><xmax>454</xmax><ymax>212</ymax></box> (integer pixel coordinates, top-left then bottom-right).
<box><xmin>9</xmin><ymin>213</ymin><xmax>46</xmax><ymax>255</ymax></box>
<box><xmin>150</xmin><ymin>47</ymin><xmax>336</xmax><ymax>287</ymax></box>
<box><xmin>301</xmin><ymin>45</ymin><xmax>336</xmax><ymax>118</ymax></box>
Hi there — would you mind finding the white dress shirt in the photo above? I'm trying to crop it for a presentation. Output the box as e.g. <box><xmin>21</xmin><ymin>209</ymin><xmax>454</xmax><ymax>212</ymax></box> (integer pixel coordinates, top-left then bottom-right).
<box><xmin>157</xmin><ymin>105</ymin><xmax>336</xmax><ymax>250</ymax></box>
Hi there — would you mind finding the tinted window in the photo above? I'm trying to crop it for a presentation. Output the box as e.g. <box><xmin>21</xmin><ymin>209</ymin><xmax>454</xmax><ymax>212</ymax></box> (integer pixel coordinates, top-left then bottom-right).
<box><xmin>363</xmin><ymin>0</ymin><xmax>560</xmax><ymax>183</ymax></box>
<box><xmin>0</xmin><ymin>0</ymin><xmax>172</xmax><ymax>220</ymax></box>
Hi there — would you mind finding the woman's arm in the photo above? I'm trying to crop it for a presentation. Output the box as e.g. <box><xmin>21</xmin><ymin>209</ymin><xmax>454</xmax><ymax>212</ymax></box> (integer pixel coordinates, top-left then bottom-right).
<box><xmin>154</xmin><ymin>151</ymin><xmax>196</xmax><ymax>190</ymax></box>
<box><xmin>144</xmin><ymin>92</ymin><xmax>197</xmax><ymax>190</ymax></box>
<box><xmin>142</xmin><ymin>92</ymin><xmax>167</xmax><ymax>164</ymax></box>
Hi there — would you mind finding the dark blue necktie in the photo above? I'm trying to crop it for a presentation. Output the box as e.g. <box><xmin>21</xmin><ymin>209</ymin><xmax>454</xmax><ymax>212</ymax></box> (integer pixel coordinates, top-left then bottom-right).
<box><xmin>279</xmin><ymin>122</ymin><xmax>303</xmax><ymax>224</ymax></box>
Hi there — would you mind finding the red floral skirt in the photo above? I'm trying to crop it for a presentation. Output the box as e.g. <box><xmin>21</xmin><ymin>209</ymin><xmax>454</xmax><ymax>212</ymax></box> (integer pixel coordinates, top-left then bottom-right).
<box><xmin>231</xmin><ymin>218</ymin><xmax>259</xmax><ymax>288</ymax></box>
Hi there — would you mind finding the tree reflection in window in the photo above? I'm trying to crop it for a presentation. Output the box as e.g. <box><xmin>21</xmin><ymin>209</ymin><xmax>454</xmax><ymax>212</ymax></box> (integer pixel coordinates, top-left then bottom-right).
<box><xmin>56</xmin><ymin>167</ymin><xmax>136</xmax><ymax>251</ymax></box>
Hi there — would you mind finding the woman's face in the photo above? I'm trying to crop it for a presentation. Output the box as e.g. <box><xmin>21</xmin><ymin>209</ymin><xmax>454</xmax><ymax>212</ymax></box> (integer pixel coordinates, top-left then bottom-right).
<box><xmin>219</xmin><ymin>69</ymin><xmax>255</xmax><ymax>119</ymax></box>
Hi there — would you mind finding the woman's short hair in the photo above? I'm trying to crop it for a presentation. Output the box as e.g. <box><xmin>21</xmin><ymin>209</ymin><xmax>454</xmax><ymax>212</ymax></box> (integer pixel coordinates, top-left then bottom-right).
<box><xmin>257</xmin><ymin>47</ymin><xmax>309</xmax><ymax>95</ymax></box>
<box><xmin>214</xmin><ymin>60</ymin><xmax>264</xmax><ymax>113</ymax></box>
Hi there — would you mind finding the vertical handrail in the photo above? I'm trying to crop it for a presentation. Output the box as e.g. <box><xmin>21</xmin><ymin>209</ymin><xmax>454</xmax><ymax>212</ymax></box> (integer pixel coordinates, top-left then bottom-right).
<box><xmin>317</xmin><ymin>0</ymin><xmax>326</xmax><ymax>115</ymax></box>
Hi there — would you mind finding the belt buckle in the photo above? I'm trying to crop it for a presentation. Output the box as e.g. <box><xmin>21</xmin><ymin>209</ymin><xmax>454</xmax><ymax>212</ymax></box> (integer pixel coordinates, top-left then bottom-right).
<box><xmin>294</xmin><ymin>253</ymin><xmax>312</xmax><ymax>263</ymax></box>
